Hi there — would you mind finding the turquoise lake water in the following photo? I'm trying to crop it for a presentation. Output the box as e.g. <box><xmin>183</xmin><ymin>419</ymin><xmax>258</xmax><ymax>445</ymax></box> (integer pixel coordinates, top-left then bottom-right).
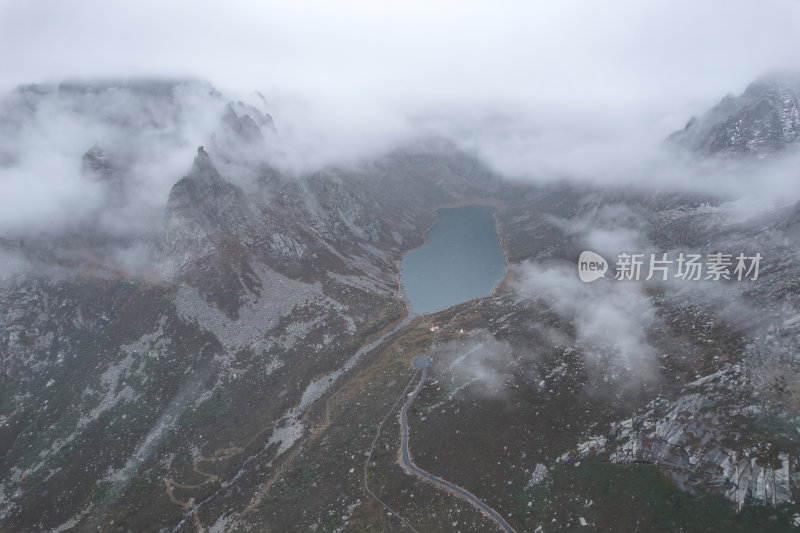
<box><xmin>400</xmin><ymin>205</ymin><xmax>506</xmax><ymax>314</ymax></box>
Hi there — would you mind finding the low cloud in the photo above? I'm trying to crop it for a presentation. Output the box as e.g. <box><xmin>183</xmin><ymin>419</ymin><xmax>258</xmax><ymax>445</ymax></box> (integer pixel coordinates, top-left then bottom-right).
<box><xmin>512</xmin><ymin>207</ymin><xmax>662</xmax><ymax>385</ymax></box>
<box><xmin>0</xmin><ymin>81</ymin><xmax>284</xmax><ymax>278</ymax></box>
<box><xmin>0</xmin><ymin>82</ymin><xmax>230</xmax><ymax>236</ymax></box>
<box><xmin>513</xmin><ymin>261</ymin><xmax>660</xmax><ymax>386</ymax></box>
<box><xmin>0</xmin><ymin>0</ymin><xmax>799</xmax><ymax>278</ymax></box>
<box><xmin>433</xmin><ymin>331</ymin><xmax>517</xmax><ymax>397</ymax></box>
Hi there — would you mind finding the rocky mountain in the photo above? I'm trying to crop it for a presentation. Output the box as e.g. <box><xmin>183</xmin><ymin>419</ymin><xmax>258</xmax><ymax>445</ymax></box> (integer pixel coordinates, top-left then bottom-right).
<box><xmin>1</xmin><ymin>77</ymin><xmax>800</xmax><ymax>532</ymax></box>
<box><xmin>669</xmin><ymin>71</ymin><xmax>800</xmax><ymax>156</ymax></box>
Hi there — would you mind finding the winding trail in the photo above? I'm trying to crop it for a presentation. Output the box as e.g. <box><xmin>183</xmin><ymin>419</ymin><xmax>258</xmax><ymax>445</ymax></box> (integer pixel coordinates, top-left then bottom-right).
<box><xmin>166</xmin><ymin>313</ymin><xmax>416</xmax><ymax>532</ymax></box>
<box><xmin>363</xmin><ymin>370</ymin><xmax>422</xmax><ymax>533</ymax></box>
<box><xmin>399</xmin><ymin>338</ymin><xmax>518</xmax><ymax>533</ymax></box>
<box><xmin>364</xmin><ymin>320</ymin><xmax>517</xmax><ymax>533</ymax></box>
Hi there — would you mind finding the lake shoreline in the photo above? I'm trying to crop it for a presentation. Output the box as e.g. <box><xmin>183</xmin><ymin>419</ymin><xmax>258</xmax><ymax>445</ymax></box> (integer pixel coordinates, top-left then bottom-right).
<box><xmin>399</xmin><ymin>203</ymin><xmax>507</xmax><ymax>314</ymax></box>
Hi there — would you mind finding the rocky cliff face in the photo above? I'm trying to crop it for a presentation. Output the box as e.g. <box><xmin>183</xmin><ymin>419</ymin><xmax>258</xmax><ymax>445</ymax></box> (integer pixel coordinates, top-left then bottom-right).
<box><xmin>160</xmin><ymin>147</ymin><xmax>256</xmax><ymax>272</ymax></box>
<box><xmin>669</xmin><ymin>72</ymin><xmax>800</xmax><ymax>156</ymax></box>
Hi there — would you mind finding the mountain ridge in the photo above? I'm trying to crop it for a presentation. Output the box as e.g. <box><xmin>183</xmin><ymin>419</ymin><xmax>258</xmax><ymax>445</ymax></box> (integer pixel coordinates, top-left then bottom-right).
<box><xmin>669</xmin><ymin>71</ymin><xmax>800</xmax><ymax>156</ymax></box>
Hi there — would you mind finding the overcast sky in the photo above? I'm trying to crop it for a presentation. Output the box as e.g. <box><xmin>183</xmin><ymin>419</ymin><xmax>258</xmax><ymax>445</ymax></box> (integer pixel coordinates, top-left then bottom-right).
<box><xmin>2</xmin><ymin>1</ymin><xmax>799</xmax><ymax>115</ymax></box>
<box><xmin>1</xmin><ymin>0</ymin><xmax>800</xmax><ymax>211</ymax></box>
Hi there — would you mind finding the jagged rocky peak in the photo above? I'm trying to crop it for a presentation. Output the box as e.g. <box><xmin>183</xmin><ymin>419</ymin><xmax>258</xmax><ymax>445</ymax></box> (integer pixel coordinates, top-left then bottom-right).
<box><xmin>222</xmin><ymin>103</ymin><xmax>263</xmax><ymax>142</ymax></box>
<box><xmin>221</xmin><ymin>101</ymin><xmax>275</xmax><ymax>143</ymax></box>
<box><xmin>192</xmin><ymin>145</ymin><xmax>214</xmax><ymax>172</ymax></box>
<box><xmin>669</xmin><ymin>71</ymin><xmax>800</xmax><ymax>156</ymax></box>
<box><xmin>235</xmin><ymin>100</ymin><xmax>275</xmax><ymax>130</ymax></box>
<box><xmin>170</xmin><ymin>146</ymin><xmax>238</xmax><ymax>200</ymax></box>
<box><xmin>741</xmin><ymin>70</ymin><xmax>800</xmax><ymax>98</ymax></box>
<box><xmin>166</xmin><ymin>146</ymin><xmax>251</xmax><ymax>233</ymax></box>
<box><xmin>81</xmin><ymin>144</ymin><xmax>116</xmax><ymax>179</ymax></box>
<box><xmin>160</xmin><ymin>146</ymin><xmax>256</xmax><ymax>273</ymax></box>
